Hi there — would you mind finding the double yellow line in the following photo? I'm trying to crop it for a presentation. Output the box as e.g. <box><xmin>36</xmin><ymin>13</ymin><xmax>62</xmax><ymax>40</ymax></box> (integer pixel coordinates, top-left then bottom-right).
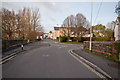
<box><xmin>0</xmin><ymin>54</ymin><xmax>17</xmax><ymax>64</ymax></box>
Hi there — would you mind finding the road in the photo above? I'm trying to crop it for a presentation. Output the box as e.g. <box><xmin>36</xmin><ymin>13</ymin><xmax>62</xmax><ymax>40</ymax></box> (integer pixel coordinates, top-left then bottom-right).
<box><xmin>3</xmin><ymin>39</ymin><xmax>100</xmax><ymax>78</ymax></box>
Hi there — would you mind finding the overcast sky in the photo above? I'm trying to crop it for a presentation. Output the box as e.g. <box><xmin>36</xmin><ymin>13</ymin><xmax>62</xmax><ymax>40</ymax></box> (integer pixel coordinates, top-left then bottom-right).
<box><xmin>2</xmin><ymin>0</ymin><xmax>119</xmax><ymax>33</ymax></box>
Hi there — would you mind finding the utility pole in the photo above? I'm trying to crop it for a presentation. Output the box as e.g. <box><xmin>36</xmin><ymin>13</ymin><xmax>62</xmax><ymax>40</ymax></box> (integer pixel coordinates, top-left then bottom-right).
<box><xmin>67</xmin><ymin>17</ymin><xmax>70</xmax><ymax>41</ymax></box>
<box><xmin>89</xmin><ymin>0</ymin><xmax>93</xmax><ymax>51</ymax></box>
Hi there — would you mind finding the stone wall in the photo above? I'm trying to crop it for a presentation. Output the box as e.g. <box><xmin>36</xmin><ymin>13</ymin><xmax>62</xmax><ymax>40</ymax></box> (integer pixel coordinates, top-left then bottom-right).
<box><xmin>83</xmin><ymin>41</ymin><xmax>119</xmax><ymax>55</ymax></box>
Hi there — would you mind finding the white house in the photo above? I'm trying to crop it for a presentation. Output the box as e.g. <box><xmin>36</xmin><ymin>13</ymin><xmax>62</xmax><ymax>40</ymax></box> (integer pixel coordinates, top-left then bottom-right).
<box><xmin>114</xmin><ymin>17</ymin><xmax>120</xmax><ymax>41</ymax></box>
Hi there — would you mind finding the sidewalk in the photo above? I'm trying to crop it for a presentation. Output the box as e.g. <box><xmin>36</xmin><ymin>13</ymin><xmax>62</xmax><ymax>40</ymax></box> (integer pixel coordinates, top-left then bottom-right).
<box><xmin>72</xmin><ymin>49</ymin><xmax>120</xmax><ymax>79</ymax></box>
<box><xmin>2</xmin><ymin>42</ymin><xmax>33</xmax><ymax>58</ymax></box>
<box><xmin>2</xmin><ymin>40</ymin><xmax>50</xmax><ymax>58</ymax></box>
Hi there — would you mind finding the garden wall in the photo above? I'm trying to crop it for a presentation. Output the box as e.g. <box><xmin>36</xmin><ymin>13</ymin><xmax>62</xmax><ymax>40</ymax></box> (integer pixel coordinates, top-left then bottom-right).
<box><xmin>83</xmin><ymin>41</ymin><xmax>120</xmax><ymax>55</ymax></box>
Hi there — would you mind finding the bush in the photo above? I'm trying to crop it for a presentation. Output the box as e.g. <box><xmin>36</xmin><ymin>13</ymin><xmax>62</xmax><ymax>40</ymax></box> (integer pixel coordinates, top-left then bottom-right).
<box><xmin>70</xmin><ymin>37</ymin><xmax>77</xmax><ymax>41</ymax></box>
<box><xmin>95</xmin><ymin>37</ymin><xmax>109</xmax><ymax>41</ymax></box>
<box><xmin>60</xmin><ymin>37</ymin><xmax>67</xmax><ymax>42</ymax></box>
<box><xmin>114</xmin><ymin>42</ymin><xmax>120</xmax><ymax>60</ymax></box>
<box><xmin>36</xmin><ymin>38</ymin><xmax>41</xmax><ymax>41</ymax></box>
<box><xmin>73</xmin><ymin>37</ymin><xmax>77</xmax><ymax>41</ymax></box>
<box><xmin>18</xmin><ymin>37</ymin><xmax>24</xmax><ymax>40</ymax></box>
<box><xmin>80</xmin><ymin>37</ymin><xmax>84</xmax><ymax>42</ymax></box>
<box><xmin>57</xmin><ymin>37</ymin><xmax>59</xmax><ymax>40</ymax></box>
<box><xmin>79</xmin><ymin>37</ymin><xmax>92</xmax><ymax>42</ymax></box>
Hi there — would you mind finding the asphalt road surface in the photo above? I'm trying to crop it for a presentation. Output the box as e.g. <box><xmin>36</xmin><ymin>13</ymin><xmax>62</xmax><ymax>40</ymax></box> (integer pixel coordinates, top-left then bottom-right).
<box><xmin>3</xmin><ymin>39</ymin><xmax>100</xmax><ymax>78</ymax></box>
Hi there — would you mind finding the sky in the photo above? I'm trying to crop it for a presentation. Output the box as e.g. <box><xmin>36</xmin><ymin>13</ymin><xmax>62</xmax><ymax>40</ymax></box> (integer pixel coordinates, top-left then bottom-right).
<box><xmin>1</xmin><ymin>0</ymin><xmax>119</xmax><ymax>33</ymax></box>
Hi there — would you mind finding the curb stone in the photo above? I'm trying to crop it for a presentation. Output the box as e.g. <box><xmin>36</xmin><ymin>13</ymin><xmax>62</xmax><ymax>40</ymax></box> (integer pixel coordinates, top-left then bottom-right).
<box><xmin>70</xmin><ymin>49</ymin><xmax>112</xmax><ymax>80</ymax></box>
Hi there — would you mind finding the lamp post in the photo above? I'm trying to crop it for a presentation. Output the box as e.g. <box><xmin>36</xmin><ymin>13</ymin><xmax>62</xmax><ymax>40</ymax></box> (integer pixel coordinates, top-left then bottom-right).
<box><xmin>89</xmin><ymin>0</ymin><xmax>93</xmax><ymax>51</ymax></box>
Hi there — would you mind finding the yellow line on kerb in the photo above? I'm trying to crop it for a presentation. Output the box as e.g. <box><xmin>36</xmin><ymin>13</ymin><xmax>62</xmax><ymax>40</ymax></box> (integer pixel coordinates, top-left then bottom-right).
<box><xmin>68</xmin><ymin>50</ymin><xmax>105</xmax><ymax>79</ymax></box>
<box><xmin>0</xmin><ymin>54</ymin><xmax>17</xmax><ymax>64</ymax></box>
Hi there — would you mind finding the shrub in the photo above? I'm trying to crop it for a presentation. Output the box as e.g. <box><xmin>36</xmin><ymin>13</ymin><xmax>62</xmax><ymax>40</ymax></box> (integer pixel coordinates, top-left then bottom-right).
<box><xmin>80</xmin><ymin>37</ymin><xmax>84</xmax><ymax>42</ymax></box>
<box><xmin>18</xmin><ymin>37</ymin><xmax>24</xmax><ymax>40</ymax></box>
<box><xmin>70</xmin><ymin>37</ymin><xmax>77</xmax><ymax>41</ymax></box>
<box><xmin>60</xmin><ymin>37</ymin><xmax>67</xmax><ymax>42</ymax></box>
<box><xmin>114</xmin><ymin>42</ymin><xmax>120</xmax><ymax>60</ymax></box>
<box><xmin>95</xmin><ymin>37</ymin><xmax>109</xmax><ymax>41</ymax></box>
<box><xmin>57</xmin><ymin>37</ymin><xmax>59</xmax><ymax>40</ymax></box>
<box><xmin>79</xmin><ymin>37</ymin><xmax>92</xmax><ymax>41</ymax></box>
<box><xmin>36</xmin><ymin>38</ymin><xmax>41</xmax><ymax>41</ymax></box>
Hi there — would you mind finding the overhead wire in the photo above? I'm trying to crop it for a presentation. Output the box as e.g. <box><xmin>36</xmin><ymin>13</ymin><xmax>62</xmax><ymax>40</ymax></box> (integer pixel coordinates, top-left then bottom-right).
<box><xmin>93</xmin><ymin>0</ymin><xmax>103</xmax><ymax>25</ymax></box>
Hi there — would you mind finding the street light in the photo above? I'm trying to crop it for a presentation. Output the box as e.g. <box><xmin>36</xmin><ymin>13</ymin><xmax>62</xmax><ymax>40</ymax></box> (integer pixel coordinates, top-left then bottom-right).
<box><xmin>89</xmin><ymin>0</ymin><xmax>93</xmax><ymax>51</ymax></box>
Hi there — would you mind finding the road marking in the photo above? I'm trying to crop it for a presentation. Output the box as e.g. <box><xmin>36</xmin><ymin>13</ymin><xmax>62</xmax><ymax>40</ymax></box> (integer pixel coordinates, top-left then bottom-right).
<box><xmin>0</xmin><ymin>54</ymin><xmax>17</xmax><ymax>64</ymax></box>
<box><xmin>68</xmin><ymin>49</ymin><xmax>108</xmax><ymax>79</ymax></box>
<box><xmin>43</xmin><ymin>54</ymin><xmax>49</xmax><ymax>57</ymax></box>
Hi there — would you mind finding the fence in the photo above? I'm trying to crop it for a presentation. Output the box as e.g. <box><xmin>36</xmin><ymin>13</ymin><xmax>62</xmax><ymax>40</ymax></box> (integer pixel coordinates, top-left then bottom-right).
<box><xmin>2</xmin><ymin>40</ymin><xmax>27</xmax><ymax>53</ymax></box>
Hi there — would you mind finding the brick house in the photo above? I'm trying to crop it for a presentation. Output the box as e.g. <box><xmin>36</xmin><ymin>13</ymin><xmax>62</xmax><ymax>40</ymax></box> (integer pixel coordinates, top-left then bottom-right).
<box><xmin>52</xmin><ymin>27</ymin><xmax>60</xmax><ymax>40</ymax></box>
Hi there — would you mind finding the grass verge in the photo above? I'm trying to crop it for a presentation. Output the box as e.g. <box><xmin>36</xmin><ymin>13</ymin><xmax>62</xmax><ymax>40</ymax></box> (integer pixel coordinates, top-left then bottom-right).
<box><xmin>84</xmin><ymin>49</ymin><xmax>119</xmax><ymax>63</ymax></box>
<box><xmin>63</xmin><ymin>41</ymin><xmax>83</xmax><ymax>44</ymax></box>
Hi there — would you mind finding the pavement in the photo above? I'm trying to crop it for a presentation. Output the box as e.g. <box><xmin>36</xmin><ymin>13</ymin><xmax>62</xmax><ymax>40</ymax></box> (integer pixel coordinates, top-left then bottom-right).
<box><xmin>72</xmin><ymin>48</ymin><xmax>120</xmax><ymax>79</ymax></box>
<box><xmin>2</xmin><ymin>41</ymin><xmax>50</xmax><ymax>58</ymax></box>
<box><xmin>2</xmin><ymin>39</ymin><xmax>101</xmax><ymax>78</ymax></box>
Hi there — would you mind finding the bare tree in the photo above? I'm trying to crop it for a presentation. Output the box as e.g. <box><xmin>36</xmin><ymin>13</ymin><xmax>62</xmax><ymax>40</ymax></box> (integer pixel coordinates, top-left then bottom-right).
<box><xmin>106</xmin><ymin>21</ymin><xmax>115</xmax><ymax>30</ymax></box>
<box><xmin>74</xmin><ymin>13</ymin><xmax>88</xmax><ymax>42</ymax></box>
<box><xmin>2</xmin><ymin>8</ymin><xmax>15</xmax><ymax>40</ymax></box>
<box><xmin>75</xmin><ymin>13</ymin><xmax>86</xmax><ymax>27</ymax></box>
<box><xmin>61</xmin><ymin>13</ymin><xmax>89</xmax><ymax>42</ymax></box>
<box><xmin>2</xmin><ymin>7</ymin><xmax>44</xmax><ymax>41</ymax></box>
<box><xmin>30</xmin><ymin>8</ymin><xmax>41</xmax><ymax>41</ymax></box>
<box><xmin>69</xmin><ymin>15</ymin><xmax>75</xmax><ymax>27</ymax></box>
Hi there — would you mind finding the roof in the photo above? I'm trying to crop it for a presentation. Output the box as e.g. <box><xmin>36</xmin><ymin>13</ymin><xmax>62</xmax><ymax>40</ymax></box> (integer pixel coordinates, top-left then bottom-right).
<box><xmin>54</xmin><ymin>27</ymin><xmax>59</xmax><ymax>30</ymax></box>
<box><xmin>116</xmin><ymin>16</ymin><xmax>120</xmax><ymax>22</ymax></box>
<box><xmin>49</xmin><ymin>31</ymin><xmax>52</xmax><ymax>33</ymax></box>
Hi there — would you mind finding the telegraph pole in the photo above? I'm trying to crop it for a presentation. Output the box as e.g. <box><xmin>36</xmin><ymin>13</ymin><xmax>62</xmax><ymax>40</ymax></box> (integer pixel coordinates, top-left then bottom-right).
<box><xmin>67</xmin><ymin>17</ymin><xmax>70</xmax><ymax>41</ymax></box>
<box><xmin>89</xmin><ymin>0</ymin><xmax>93</xmax><ymax>51</ymax></box>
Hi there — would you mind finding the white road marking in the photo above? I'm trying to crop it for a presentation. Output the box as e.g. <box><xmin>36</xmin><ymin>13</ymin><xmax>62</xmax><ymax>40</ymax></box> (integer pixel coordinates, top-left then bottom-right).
<box><xmin>43</xmin><ymin>54</ymin><xmax>49</xmax><ymax>57</ymax></box>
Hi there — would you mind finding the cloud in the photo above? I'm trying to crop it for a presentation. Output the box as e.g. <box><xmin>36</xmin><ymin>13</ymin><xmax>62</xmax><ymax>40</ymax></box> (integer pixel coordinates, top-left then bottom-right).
<box><xmin>2</xmin><ymin>2</ymin><xmax>61</xmax><ymax>22</ymax></box>
<box><xmin>34</xmin><ymin>2</ymin><xmax>61</xmax><ymax>22</ymax></box>
<box><xmin>2</xmin><ymin>0</ymin><xmax>120</xmax><ymax>2</ymax></box>
<box><xmin>38</xmin><ymin>2</ymin><xmax>61</xmax><ymax>13</ymax></box>
<box><xmin>2</xmin><ymin>2</ymin><xmax>20</xmax><ymax>11</ymax></box>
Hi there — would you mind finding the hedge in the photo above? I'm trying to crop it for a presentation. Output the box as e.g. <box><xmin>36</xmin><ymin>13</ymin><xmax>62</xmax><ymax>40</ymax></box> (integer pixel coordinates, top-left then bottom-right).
<box><xmin>59</xmin><ymin>37</ymin><xmax>67</xmax><ymax>42</ymax></box>
<box><xmin>95</xmin><ymin>37</ymin><xmax>109</xmax><ymax>41</ymax></box>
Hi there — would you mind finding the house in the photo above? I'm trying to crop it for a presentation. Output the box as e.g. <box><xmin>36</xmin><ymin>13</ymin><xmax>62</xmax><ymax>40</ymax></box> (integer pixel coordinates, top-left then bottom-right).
<box><xmin>52</xmin><ymin>27</ymin><xmax>60</xmax><ymax>40</ymax></box>
<box><xmin>48</xmin><ymin>31</ymin><xmax>53</xmax><ymax>39</ymax></box>
<box><xmin>114</xmin><ymin>17</ymin><xmax>120</xmax><ymax>41</ymax></box>
<box><xmin>59</xmin><ymin>27</ymin><xmax>67</xmax><ymax>37</ymax></box>
<box><xmin>51</xmin><ymin>26</ymin><xmax>68</xmax><ymax>40</ymax></box>
<box><xmin>51</xmin><ymin>26</ymin><xmax>90</xmax><ymax>40</ymax></box>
